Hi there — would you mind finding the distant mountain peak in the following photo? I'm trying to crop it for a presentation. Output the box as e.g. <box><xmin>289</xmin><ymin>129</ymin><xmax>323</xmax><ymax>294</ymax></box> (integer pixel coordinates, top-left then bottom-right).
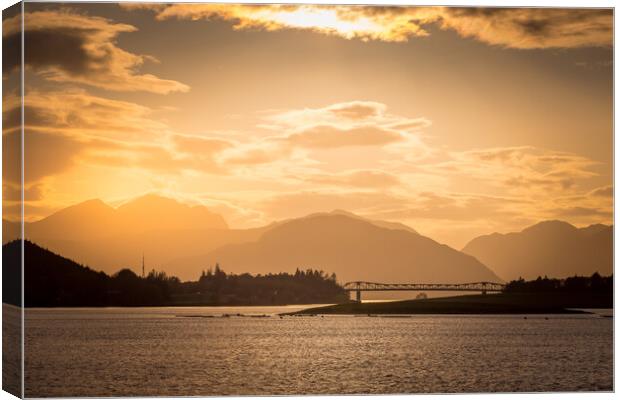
<box><xmin>69</xmin><ymin>198</ymin><xmax>113</xmax><ymax>210</ymax></box>
<box><xmin>202</xmin><ymin>209</ymin><xmax>500</xmax><ymax>284</ymax></box>
<box><xmin>579</xmin><ymin>223</ymin><xmax>612</xmax><ymax>237</ymax></box>
<box><xmin>463</xmin><ymin>219</ymin><xmax>612</xmax><ymax>281</ymax></box>
<box><xmin>44</xmin><ymin>198</ymin><xmax>115</xmax><ymax>220</ymax></box>
<box><xmin>115</xmin><ymin>193</ymin><xmax>227</xmax><ymax>229</ymax></box>
<box><xmin>117</xmin><ymin>193</ymin><xmax>185</xmax><ymax>209</ymax></box>
<box><xmin>299</xmin><ymin>209</ymin><xmax>419</xmax><ymax>235</ymax></box>
<box><xmin>521</xmin><ymin>220</ymin><xmax>577</xmax><ymax>235</ymax></box>
<box><xmin>20</xmin><ymin>194</ymin><xmax>228</xmax><ymax>245</ymax></box>
<box><xmin>80</xmin><ymin>198</ymin><xmax>110</xmax><ymax>206</ymax></box>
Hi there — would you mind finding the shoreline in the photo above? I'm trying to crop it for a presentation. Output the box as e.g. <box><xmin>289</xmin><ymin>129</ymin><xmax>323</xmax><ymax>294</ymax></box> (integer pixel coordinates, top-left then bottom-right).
<box><xmin>286</xmin><ymin>293</ymin><xmax>613</xmax><ymax>315</ymax></box>
<box><xmin>6</xmin><ymin>291</ymin><xmax>614</xmax><ymax>315</ymax></box>
<box><xmin>5</xmin><ymin>303</ymin><xmax>336</xmax><ymax>309</ymax></box>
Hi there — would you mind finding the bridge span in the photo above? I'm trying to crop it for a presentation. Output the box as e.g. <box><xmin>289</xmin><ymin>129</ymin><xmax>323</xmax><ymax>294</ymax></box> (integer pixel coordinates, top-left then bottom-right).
<box><xmin>343</xmin><ymin>281</ymin><xmax>505</xmax><ymax>302</ymax></box>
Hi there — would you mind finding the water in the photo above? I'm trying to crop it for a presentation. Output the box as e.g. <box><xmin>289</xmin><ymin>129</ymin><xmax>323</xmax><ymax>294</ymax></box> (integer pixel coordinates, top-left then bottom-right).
<box><xmin>2</xmin><ymin>304</ymin><xmax>22</xmax><ymax>397</ymax></box>
<box><xmin>23</xmin><ymin>306</ymin><xmax>612</xmax><ymax>397</ymax></box>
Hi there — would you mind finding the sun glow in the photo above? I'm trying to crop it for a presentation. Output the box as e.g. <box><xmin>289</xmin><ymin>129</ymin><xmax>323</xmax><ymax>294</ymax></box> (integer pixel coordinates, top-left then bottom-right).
<box><xmin>256</xmin><ymin>7</ymin><xmax>382</xmax><ymax>40</ymax></box>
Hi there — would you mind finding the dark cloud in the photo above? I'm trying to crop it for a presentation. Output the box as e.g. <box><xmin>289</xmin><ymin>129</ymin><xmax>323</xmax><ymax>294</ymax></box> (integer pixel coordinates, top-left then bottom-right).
<box><xmin>130</xmin><ymin>5</ymin><xmax>612</xmax><ymax>48</ymax></box>
<box><xmin>4</xmin><ymin>29</ymin><xmax>90</xmax><ymax>75</ymax></box>
<box><xmin>439</xmin><ymin>7</ymin><xmax>612</xmax><ymax>49</ymax></box>
<box><xmin>2</xmin><ymin>11</ymin><xmax>189</xmax><ymax>93</ymax></box>
<box><xmin>2</xmin><ymin>130</ymin><xmax>86</xmax><ymax>185</ymax></box>
<box><xmin>2</xmin><ymin>183</ymin><xmax>44</xmax><ymax>202</ymax></box>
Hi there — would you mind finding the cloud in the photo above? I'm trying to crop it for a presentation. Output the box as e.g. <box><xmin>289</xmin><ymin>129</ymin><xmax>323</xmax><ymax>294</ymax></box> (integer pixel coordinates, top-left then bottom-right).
<box><xmin>285</xmin><ymin>124</ymin><xmax>404</xmax><ymax>148</ymax></box>
<box><xmin>438</xmin><ymin>7</ymin><xmax>612</xmax><ymax>49</ymax></box>
<box><xmin>2</xmin><ymin>130</ymin><xmax>87</xmax><ymax>185</ymax></box>
<box><xmin>195</xmin><ymin>195</ymin><xmax>267</xmax><ymax>228</ymax></box>
<box><xmin>256</xmin><ymin>189</ymin><xmax>530</xmax><ymax>235</ymax></box>
<box><xmin>302</xmin><ymin>169</ymin><xmax>401</xmax><ymax>188</ymax></box>
<box><xmin>554</xmin><ymin>206</ymin><xmax>612</xmax><ymax>219</ymax></box>
<box><xmin>221</xmin><ymin>142</ymin><xmax>294</xmax><ymax>166</ymax></box>
<box><xmin>326</xmin><ymin>101</ymin><xmax>387</xmax><ymax>119</ymax></box>
<box><xmin>124</xmin><ymin>4</ymin><xmax>433</xmax><ymax>42</ymax></box>
<box><xmin>589</xmin><ymin>185</ymin><xmax>613</xmax><ymax>198</ymax></box>
<box><xmin>172</xmin><ymin>134</ymin><xmax>232</xmax><ymax>155</ymax></box>
<box><xmin>370</xmin><ymin>191</ymin><xmax>525</xmax><ymax>222</ymax></box>
<box><xmin>217</xmin><ymin>101</ymin><xmax>430</xmax><ymax>168</ymax></box>
<box><xmin>258</xmin><ymin>190</ymin><xmax>407</xmax><ymax>221</ymax></box>
<box><xmin>2</xmin><ymin>10</ymin><xmax>189</xmax><ymax>93</ymax></box>
<box><xmin>547</xmin><ymin>185</ymin><xmax>613</xmax><ymax>222</ymax></box>
<box><xmin>128</xmin><ymin>4</ymin><xmax>612</xmax><ymax>49</ymax></box>
<box><xmin>4</xmin><ymin>89</ymin><xmax>170</xmax><ymax>141</ymax></box>
<box><xmin>264</xmin><ymin>100</ymin><xmax>395</xmax><ymax>128</ymax></box>
<box><xmin>434</xmin><ymin>146</ymin><xmax>599</xmax><ymax>193</ymax></box>
<box><xmin>2</xmin><ymin>182</ymin><xmax>44</xmax><ymax>202</ymax></box>
<box><xmin>2</xmin><ymin>89</ymin><xmax>236</xmax><ymax>186</ymax></box>
<box><xmin>80</xmin><ymin>134</ymin><xmax>233</xmax><ymax>176</ymax></box>
<box><xmin>172</xmin><ymin>134</ymin><xmax>234</xmax><ymax>172</ymax></box>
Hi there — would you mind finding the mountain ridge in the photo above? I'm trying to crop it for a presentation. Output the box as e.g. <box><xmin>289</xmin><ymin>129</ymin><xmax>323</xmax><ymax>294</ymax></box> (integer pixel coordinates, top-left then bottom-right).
<box><xmin>462</xmin><ymin>220</ymin><xmax>612</xmax><ymax>281</ymax></box>
<box><xmin>3</xmin><ymin>195</ymin><xmax>499</xmax><ymax>284</ymax></box>
<box><xmin>194</xmin><ymin>213</ymin><xmax>501</xmax><ymax>285</ymax></box>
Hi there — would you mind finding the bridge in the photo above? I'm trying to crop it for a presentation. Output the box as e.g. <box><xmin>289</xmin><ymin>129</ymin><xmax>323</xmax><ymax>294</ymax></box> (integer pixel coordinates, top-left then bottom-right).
<box><xmin>343</xmin><ymin>281</ymin><xmax>506</xmax><ymax>302</ymax></box>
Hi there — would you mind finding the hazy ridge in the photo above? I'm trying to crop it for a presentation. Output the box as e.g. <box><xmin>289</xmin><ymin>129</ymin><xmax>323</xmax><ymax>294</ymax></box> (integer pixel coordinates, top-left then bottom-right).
<box><xmin>462</xmin><ymin>220</ymin><xmax>613</xmax><ymax>281</ymax></box>
<box><xmin>3</xmin><ymin>195</ymin><xmax>612</xmax><ymax>284</ymax></box>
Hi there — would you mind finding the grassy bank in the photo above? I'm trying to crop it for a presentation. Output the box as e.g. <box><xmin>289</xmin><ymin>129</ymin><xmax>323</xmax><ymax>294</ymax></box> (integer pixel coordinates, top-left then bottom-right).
<box><xmin>289</xmin><ymin>292</ymin><xmax>613</xmax><ymax>315</ymax></box>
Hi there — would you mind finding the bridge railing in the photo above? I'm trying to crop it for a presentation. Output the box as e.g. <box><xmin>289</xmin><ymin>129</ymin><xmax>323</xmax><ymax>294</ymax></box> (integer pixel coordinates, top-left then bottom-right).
<box><xmin>342</xmin><ymin>281</ymin><xmax>505</xmax><ymax>292</ymax></box>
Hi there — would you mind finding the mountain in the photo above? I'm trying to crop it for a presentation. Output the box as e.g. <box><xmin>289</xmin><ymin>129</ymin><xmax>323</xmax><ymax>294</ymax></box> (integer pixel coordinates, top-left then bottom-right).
<box><xmin>310</xmin><ymin>210</ymin><xmax>419</xmax><ymax>234</ymax></box>
<box><xmin>195</xmin><ymin>213</ymin><xmax>501</xmax><ymax>284</ymax></box>
<box><xmin>5</xmin><ymin>196</ymin><xmax>501</xmax><ymax>285</ymax></box>
<box><xmin>462</xmin><ymin>220</ymin><xmax>613</xmax><ymax>281</ymax></box>
<box><xmin>3</xmin><ymin>194</ymin><xmax>227</xmax><ymax>242</ymax></box>
<box><xmin>2</xmin><ymin>194</ymin><xmax>235</xmax><ymax>280</ymax></box>
<box><xmin>26</xmin><ymin>194</ymin><xmax>226</xmax><ymax>241</ymax></box>
<box><xmin>261</xmin><ymin>209</ymin><xmax>420</xmax><ymax>235</ymax></box>
<box><xmin>1</xmin><ymin>198</ymin><xmax>438</xmax><ymax>282</ymax></box>
<box><xmin>115</xmin><ymin>194</ymin><xmax>227</xmax><ymax>233</ymax></box>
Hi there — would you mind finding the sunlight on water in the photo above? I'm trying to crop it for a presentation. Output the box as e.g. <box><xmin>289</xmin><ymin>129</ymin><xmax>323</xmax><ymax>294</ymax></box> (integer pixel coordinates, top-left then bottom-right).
<box><xmin>24</xmin><ymin>307</ymin><xmax>612</xmax><ymax>397</ymax></box>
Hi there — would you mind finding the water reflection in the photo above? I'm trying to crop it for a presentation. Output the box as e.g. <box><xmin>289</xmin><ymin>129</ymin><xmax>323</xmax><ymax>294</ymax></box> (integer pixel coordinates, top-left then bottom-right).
<box><xmin>25</xmin><ymin>307</ymin><xmax>612</xmax><ymax>397</ymax></box>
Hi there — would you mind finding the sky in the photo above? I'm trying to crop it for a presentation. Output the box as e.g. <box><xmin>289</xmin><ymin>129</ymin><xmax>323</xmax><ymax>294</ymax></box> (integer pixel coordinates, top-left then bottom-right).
<box><xmin>2</xmin><ymin>3</ymin><xmax>614</xmax><ymax>248</ymax></box>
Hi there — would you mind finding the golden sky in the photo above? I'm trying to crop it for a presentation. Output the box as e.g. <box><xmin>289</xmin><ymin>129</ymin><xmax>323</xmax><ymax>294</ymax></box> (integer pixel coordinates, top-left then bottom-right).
<box><xmin>2</xmin><ymin>3</ymin><xmax>613</xmax><ymax>248</ymax></box>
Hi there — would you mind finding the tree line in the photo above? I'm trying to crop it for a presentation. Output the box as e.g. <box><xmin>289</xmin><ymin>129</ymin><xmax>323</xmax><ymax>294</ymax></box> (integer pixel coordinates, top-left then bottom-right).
<box><xmin>503</xmin><ymin>273</ymin><xmax>612</xmax><ymax>293</ymax></box>
<box><xmin>3</xmin><ymin>240</ymin><xmax>348</xmax><ymax>307</ymax></box>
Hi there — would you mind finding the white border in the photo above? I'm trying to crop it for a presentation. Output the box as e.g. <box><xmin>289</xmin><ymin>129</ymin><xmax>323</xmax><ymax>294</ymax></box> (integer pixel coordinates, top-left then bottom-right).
<box><xmin>0</xmin><ymin>1</ymin><xmax>616</xmax><ymax>400</ymax></box>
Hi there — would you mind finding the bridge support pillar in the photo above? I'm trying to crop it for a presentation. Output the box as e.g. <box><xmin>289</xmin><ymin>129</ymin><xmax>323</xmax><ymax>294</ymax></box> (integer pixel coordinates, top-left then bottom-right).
<box><xmin>355</xmin><ymin>289</ymin><xmax>361</xmax><ymax>303</ymax></box>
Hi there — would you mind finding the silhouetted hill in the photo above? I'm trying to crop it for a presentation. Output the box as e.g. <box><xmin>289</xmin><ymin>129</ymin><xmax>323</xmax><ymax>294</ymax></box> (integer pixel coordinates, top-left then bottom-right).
<box><xmin>462</xmin><ymin>220</ymin><xmax>613</xmax><ymax>281</ymax></box>
<box><xmin>4</xmin><ymin>240</ymin><xmax>110</xmax><ymax>307</ymax></box>
<box><xmin>2</xmin><ymin>238</ymin><xmax>21</xmax><ymax>306</ymax></box>
<box><xmin>7</xmin><ymin>240</ymin><xmax>168</xmax><ymax>307</ymax></box>
<box><xmin>2</xmin><ymin>240</ymin><xmax>347</xmax><ymax>307</ymax></box>
<box><xmin>199</xmin><ymin>213</ymin><xmax>501</xmax><ymax>284</ymax></box>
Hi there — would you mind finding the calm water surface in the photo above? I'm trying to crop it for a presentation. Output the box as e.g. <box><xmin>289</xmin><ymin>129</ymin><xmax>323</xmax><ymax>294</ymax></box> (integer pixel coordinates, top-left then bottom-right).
<box><xmin>24</xmin><ymin>306</ymin><xmax>613</xmax><ymax>397</ymax></box>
